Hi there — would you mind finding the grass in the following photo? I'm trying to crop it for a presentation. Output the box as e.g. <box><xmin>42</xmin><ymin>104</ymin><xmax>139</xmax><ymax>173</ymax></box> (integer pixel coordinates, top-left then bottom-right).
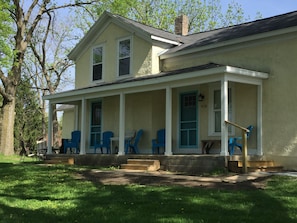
<box><xmin>0</xmin><ymin>155</ymin><xmax>296</xmax><ymax>223</ymax></box>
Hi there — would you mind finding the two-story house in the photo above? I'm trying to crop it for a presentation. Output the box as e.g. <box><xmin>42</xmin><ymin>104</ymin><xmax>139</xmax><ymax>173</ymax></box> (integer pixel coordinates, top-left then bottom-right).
<box><xmin>44</xmin><ymin>11</ymin><xmax>297</xmax><ymax>170</ymax></box>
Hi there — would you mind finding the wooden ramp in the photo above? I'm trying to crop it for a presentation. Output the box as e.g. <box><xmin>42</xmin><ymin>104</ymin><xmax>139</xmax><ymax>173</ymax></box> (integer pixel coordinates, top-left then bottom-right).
<box><xmin>121</xmin><ymin>159</ymin><xmax>160</xmax><ymax>171</ymax></box>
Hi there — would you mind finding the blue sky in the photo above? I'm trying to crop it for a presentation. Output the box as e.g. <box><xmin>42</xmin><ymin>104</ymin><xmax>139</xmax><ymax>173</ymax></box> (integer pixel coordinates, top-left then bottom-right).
<box><xmin>221</xmin><ymin>0</ymin><xmax>297</xmax><ymax>20</ymax></box>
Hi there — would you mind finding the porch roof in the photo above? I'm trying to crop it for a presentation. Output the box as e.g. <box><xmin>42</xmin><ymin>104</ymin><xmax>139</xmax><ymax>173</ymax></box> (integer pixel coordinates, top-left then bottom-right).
<box><xmin>43</xmin><ymin>63</ymin><xmax>268</xmax><ymax>103</ymax></box>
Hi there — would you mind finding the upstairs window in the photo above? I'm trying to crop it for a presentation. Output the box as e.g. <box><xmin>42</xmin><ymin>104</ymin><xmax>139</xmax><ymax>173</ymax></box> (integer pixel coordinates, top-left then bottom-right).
<box><xmin>118</xmin><ymin>38</ymin><xmax>131</xmax><ymax>76</ymax></box>
<box><xmin>92</xmin><ymin>46</ymin><xmax>103</xmax><ymax>81</ymax></box>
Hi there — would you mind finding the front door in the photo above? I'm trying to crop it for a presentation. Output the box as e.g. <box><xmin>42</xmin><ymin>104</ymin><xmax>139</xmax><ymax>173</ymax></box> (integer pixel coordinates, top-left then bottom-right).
<box><xmin>179</xmin><ymin>92</ymin><xmax>198</xmax><ymax>148</ymax></box>
<box><xmin>90</xmin><ymin>102</ymin><xmax>102</xmax><ymax>147</ymax></box>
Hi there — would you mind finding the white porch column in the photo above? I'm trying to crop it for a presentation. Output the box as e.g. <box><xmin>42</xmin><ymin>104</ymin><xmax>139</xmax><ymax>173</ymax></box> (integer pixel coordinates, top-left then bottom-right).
<box><xmin>220</xmin><ymin>77</ymin><xmax>229</xmax><ymax>156</ymax></box>
<box><xmin>75</xmin><ymin>105</ymin><xmax>79</xmax><ymax>130</ymax></box>
<box><xmin>165</xmin><ymin>87</ymin><xmax>173</xmax><ymax>155</ymax></box>
<box><xmin>257</xmin><ymin>84</ymin><xmax>263</xmax><ymax>155</ymax></box>
<box><xmin>47</xmin><ymin>103</ymin><xmax>53</xmax><ymax>154</ymax></box>
<box><xmin>80</xmin><ymin>98</ymin><xmax>86</xmax><ymax>154</ymax></box>
<box><xmin>118</xmin><ymin>92</ymin><xmax>125</xmax><ymax>155</ymax></box>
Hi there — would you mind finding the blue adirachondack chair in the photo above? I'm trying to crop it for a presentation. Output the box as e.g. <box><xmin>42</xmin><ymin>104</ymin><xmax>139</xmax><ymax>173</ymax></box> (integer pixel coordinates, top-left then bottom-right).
<box><xmin>94</xmin><ymin>131</ymin><xmax>114</xmax><ymax>154</ymax></box>
<box><xmin>152</xmin><ymin>129</ymin><xmax>165</xmax><ymax>154</ymax></box>
<box><xmin>125</xmin><ymin>129</ymin><xmax>143</xmax><ymax>154</ymax></box>
<box><xmin>228</xmin><ymin>125</ymin><xmax>254</xmax><ymax>155</ymax></box>
<box><xmin>64</xmin><ymin>130</ymin><xmax>81</xmax><ymax>154</ymax></box>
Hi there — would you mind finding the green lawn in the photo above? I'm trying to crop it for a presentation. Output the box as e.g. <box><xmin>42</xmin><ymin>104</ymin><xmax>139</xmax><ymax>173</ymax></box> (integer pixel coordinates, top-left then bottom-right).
<box><xmin>0</xmin><ymin>155</ymin><xmax>296</xmax><ymax>223</ymax></box>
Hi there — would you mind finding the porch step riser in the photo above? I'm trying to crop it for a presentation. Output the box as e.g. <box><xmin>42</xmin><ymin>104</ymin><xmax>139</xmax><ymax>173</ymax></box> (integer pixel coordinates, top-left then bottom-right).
<box><xmin>237</xmin><ymin>161</ymin><xmax>275</xmax><ymax>168</ymax></box>
<box><xmin>44</xmin><ymin>157</ymin><xmax>74</xmax><ymax>165</ymax></box>
<box><xmin>121</xmin><ymin>159</ymin><xmax>160</xmax><ymax>171</ymax></box>
<box><xmin>228</xmin><ymin>160</ymin><xmax>283</xmax><ymax>173</ymax></box>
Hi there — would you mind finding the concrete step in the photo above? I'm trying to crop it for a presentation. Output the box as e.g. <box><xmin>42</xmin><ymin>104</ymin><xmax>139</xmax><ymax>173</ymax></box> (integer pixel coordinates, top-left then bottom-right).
<box><xmin>121</xmin><ymin>159</ymin><xmax>160</xmax><ymax>171</ymax></box>
<box><xmin>248</xmin><ymin>166</ymin><xmax>284</xmax><ymax>172</ymax></box>
<box><xmin>44</xmin><ymin>157</ymin><xmax>74</xmax><ymax>165</ymax></box>
<box><xmin>121</xmin><ymin>164</ymin><xmax>152</xmax><ymax>171</ymax></box>
<box><xmin>237</xmin><ymin>160</ymin><xmax>275</xmax><ymax>168</ymax></box>
<box><xmin>228</xmin><ymin>160</ymin><xmax>283</xmax><ymax>173</ymax></box>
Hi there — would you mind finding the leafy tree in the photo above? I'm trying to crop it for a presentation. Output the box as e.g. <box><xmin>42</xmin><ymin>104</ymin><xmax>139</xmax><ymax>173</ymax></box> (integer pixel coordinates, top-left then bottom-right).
<box><xmin>14</xmin><ymin>77</ymin><xmax>43</xmax><ymax>153</ymax></box>
<box><xmin>74</xmin><ymin>0</ymin><xmax>261</xmax><ymax>35</ymax></box>
<box><xmin>0</xmin><ymin>0</ymin><xmax>97</xmax><ymax>155</ymax></box>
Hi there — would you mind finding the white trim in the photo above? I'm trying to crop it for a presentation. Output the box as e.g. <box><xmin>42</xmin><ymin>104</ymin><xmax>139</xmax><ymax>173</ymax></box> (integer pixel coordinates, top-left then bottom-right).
<box><xmin>165</xmin><ymin>87</ymin><xmax>173</xmax><ymax>155</ymax></box>
<box><xmin>91</xmin><ymin>44</ymin><xmax>105</xmax><ymax>84</ymax></box>
<box><xmin>220</xmin><ymin>77</ymin><xmax>229</xmax><ymax>156</ymax></box>
<box><xmin>208</xmin><ymin>83</ymin><xmax>234</xmax><ymax>136</ymax></box>
<box><xmin>117</xmin><ymin>36</ymin><xmax>133</xmax><ymax>77</ymax></box>
<box><xmin>44</xmin><ymin>65</ymin><xmax>268</xmax><ymax>103</ymax></box>
<box><xmin>47</xmin><ymin>104</ymin><xmax>53</xmax><ymax>154</ymax></box>
<box><xmin>118</xmin><ymin>93</ymin><xmax>126</xmax><ymax>155</ymax></box>
<box><xmin>80</xmin><ymin>98</ymin><xmax>87</xmax><ymax>154</ymax></box>
<box><xmin>160</xmin><ymin>26</ymin><xmax>297</xmax><ymax>60</ymax></box>
<box><xmin>257</xmin><ymin>84</ymin><xmax>263</xmax><ymax>156</ymax></box>
<box><xmin>151</xmin><ymin>35</ymin><xmax>180</xmax><ymax>46</ymax></box>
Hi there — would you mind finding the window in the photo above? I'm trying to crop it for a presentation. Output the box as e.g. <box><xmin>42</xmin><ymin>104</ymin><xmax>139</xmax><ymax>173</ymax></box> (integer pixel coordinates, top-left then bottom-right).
<box><xmin>92</xmin><ymin>46</ymin><xmax>103</xmax><ymax>81</ymax></box>
<box><xmin>180</xmin><ymin>93</ymin><xmax>197</xmax><ymax>147</ymax></box>
<box><xmin>118</xmin><ymin>38</ymin><xmax>131</xmax><ymax>76</ymax></box>
<box><xmin>209</xmin><ymin>85</ymin><xmax>233</xmax><ymax>135</ymax></box>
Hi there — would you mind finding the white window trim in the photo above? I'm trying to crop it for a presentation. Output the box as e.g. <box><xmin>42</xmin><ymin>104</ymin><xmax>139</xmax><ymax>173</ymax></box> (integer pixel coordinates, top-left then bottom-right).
<box><xmin>91</xmin><ymin>44</ymin><xmax>105</xmax><ymax>84</ymax></box>
<box><xmin>117</xmin><ymin>36</ymin><xmax>133</xmax><ymax>78</ymax></box>
<box><xmin>208</xmin><ymin>83</ymin><xmax>235</xmax><ymax>136</ymax></box>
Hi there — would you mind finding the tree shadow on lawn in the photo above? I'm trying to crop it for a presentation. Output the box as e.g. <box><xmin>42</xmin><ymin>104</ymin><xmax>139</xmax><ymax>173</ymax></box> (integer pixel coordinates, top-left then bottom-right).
<box><xmin>0</xmin><ymin>163</ymin><xmax>295</xmax><ymax>223</ymax></box>
<box><xmin>73</xmin><ymin>169</ymin><xmax>296</xmax><ymax>223</ymax></box>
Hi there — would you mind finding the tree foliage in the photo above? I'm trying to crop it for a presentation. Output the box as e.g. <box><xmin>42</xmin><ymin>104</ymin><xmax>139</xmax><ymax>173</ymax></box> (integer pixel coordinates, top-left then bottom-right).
<box><xmin>0</xmin><ymin>0</ymin><xmax>98</xmax><ymax>155</ymax></box>
<box><xmin>74</xmin><ymin>0</ymin><xmax>261</xmax><ymax>35</ymax></box>
<box><xmin>0</xmin><ymin>0</ymin><xmax>13</xmax><ymax>67</ymax></box>
<box><xmin>14</xmin><ymin>77</ymin><xmax>43</xmax><ymax>152</ymax></box>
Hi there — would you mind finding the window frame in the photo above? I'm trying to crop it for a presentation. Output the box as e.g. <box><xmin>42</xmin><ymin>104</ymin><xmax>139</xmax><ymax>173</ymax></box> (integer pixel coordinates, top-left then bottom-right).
<box><xmin>117</xmin><ymin>37</ymin><xmax>132</xmax><ymax>77</ymax></box>
<box><xmin>91</xmin><ymin>44</ymin><xmax>104</xmax><ymax>83</ymax></box>
<box><xmin>208</xmin><ymin>83</ymin><xmax>235</xmax><ymax>136</ymax></box>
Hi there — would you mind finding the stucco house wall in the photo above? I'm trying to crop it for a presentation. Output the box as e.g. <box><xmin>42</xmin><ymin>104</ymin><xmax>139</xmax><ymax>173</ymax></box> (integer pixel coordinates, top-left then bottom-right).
<box><xmin>48</xmin><ymin>11</ymin><xmax>297</xmax><ymax>170</ymax></box>
<box><xmin>162</xmin><ymin>33</ymin><xmax>297</xmax><ymax>164</ymax></box>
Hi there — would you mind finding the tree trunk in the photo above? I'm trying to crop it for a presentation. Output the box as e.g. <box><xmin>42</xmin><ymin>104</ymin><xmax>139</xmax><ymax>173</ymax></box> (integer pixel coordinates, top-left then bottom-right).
<box><xmin>0</xmin><ymin>99</ymin><xmax>16</xmax><ymax>155</ymax></box>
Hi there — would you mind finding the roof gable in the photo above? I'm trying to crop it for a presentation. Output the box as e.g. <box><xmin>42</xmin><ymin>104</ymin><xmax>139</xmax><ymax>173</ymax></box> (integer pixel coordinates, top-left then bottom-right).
<box><xmin>68</xmin><ymin>11</ymin><xmax>182</xmax><ymax>60</ymax></box>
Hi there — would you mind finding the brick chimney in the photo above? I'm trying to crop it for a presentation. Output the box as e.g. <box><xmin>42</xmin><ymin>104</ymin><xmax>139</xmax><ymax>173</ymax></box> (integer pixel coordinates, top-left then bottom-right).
<box><xmin>175</xmin><ymin>15</ymin><xmax>189</xmax><ymax>36</ymax></box>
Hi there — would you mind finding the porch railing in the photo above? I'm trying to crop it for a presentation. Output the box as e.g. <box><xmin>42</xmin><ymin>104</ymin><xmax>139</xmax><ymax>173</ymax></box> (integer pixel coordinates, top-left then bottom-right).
<box><xmin>225</xmin><ymin>120</ymin><xmax>250</xmax><ymax>173</ymax></box>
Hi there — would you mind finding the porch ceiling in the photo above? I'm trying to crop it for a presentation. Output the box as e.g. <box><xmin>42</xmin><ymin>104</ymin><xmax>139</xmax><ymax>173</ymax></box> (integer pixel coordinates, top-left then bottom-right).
<box><xmin>43</xmin><ymin>63</ymin><xmax>268</xmax><ymax>104</ymax></box>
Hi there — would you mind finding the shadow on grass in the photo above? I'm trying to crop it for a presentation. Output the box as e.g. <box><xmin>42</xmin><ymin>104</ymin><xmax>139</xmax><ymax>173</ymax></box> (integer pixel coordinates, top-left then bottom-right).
<box><xmin>0</xmin><ymin>163</ymin><xmax>296</xmax><ymax>223</ymax></box>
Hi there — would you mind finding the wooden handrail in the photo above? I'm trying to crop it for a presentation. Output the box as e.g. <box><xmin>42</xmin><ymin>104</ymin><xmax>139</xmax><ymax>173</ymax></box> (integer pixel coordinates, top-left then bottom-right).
<box><xmin>225</xmin><ymin>120</ymin><xmax>250</xmax><ymax>133</ymax></box>
<box><xmin>225</xmin><ymin>120</ymin><xmax>249</xmax><ymax>173</ymax></box>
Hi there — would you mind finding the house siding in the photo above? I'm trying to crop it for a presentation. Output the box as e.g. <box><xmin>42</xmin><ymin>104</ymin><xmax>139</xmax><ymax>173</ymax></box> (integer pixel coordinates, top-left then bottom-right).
<box><xmin>162</xmin><ymin>34</ymin><xmax>297</xmax><ymax>163</ymax></box>
<box><xmin>75</xmin><ymin>23</ymin><xmax>155</xmax><ymax>89</ymax></box>
<box><xmin>53</xmin><ymin>12</ymin><xmax>297</xmax><ymax>170</ymax></box>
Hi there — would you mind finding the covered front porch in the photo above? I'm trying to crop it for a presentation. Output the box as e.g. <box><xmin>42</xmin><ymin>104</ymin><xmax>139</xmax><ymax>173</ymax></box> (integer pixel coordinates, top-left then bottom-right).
<box><xmin>44</xmin><ymin>64</ymin><xmax>268</xmax><ymax>157</ymax></box>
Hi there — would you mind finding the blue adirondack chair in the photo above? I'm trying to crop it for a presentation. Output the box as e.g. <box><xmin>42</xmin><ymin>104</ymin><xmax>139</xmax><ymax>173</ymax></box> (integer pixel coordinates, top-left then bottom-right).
<box><xmin>63</xmin><ymin>130</ymin><xmax>81</xmax><ymax>154</ymax></box>
<box><xmin>152</xmin><ymin>129</ymin><xmax>165</xmax><ymax>154</ymax></box>
<box><xmin>229</xmin><ymin>125</ymin><xmax>254</xmax><ymax>155</ymax></box>
<box><xmin>125</xmin><ymin>129</ymin><xmax>143</xmax><ymax>154</ymax></box>
<box><xmin>94</xmin><ymin>131</ymin><xmax>114</xmax><ymax>154</ymax></box>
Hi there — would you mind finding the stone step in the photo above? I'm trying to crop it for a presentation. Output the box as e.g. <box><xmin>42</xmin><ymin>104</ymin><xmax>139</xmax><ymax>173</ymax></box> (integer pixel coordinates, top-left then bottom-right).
<box><xmin>121</xmin><ymin>164</ymin><xmax>152</xmax><ymax>171</ymax></box>
<box><xmin>248</xmin><ymin>166</ymin><xmax>284</xmax><ymax>172</ymax></box>
<box><xmin>228</xmin><ymin>160</ymin><xmax>283</xmax><ymax>173</ymax></box>
<box><xmin>121</xmin><ymin>159</ymin><xmax>160</xmax><ymax>171</ymax></box>
<box><xmin>237</xmin><ymin>160</ymin><xmax>275</xmax><ymax>168</ymax></box>
<box><xmin>44</xmin><ymin>157</ymin><xmax>74</xmax><ymax>165</ymax></box>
